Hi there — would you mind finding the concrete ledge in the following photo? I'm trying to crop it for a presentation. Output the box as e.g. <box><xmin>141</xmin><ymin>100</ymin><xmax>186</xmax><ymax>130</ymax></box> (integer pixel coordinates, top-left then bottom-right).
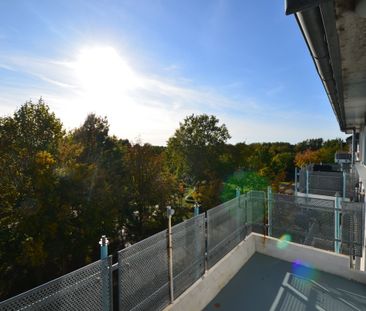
<box><xmin>165</xmin><ymin>234</ymin><xmax>256</xmax><ymax>311</ymax></box>
<box><xmin>253</xmin><ymin>233</ymin><xmax>366</xmax><ymax>284</ymax></box>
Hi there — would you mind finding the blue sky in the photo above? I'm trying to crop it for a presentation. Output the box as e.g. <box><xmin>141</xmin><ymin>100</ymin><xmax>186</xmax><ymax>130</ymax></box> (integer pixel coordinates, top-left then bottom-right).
<box><xmin>0</xmin><ymin>0</ymin><xmax>345</xmax><ymax>145</ymax></box>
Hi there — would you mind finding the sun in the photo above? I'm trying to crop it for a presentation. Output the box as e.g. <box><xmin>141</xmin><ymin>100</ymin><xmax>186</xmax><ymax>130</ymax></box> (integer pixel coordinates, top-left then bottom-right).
<box><xmin>73</xmin><ymin>46</ymin><xmax>140</xmax><ymax>98</ymax></box>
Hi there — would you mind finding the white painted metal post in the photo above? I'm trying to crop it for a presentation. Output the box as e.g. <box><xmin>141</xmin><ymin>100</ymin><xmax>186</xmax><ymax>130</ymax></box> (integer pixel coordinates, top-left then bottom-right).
<box><xmin>167</xmin><ymin>206</ymin><xmax>174</xmax><ymax>304</ymax></box>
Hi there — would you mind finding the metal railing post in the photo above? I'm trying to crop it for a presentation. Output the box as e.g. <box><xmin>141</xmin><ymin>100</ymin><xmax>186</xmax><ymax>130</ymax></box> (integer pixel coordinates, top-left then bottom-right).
<box><xmin>294</xmin><ymin>167</ymin><xmax>298</xmax><ymax>196</ymax></box>
<box><xmin>334</xmin><ymin>194</ymin><xmax>340</xmax><ymax>254</ymax></box>
<box><xmin>100</xmin><ymin>235</ymin><xmax>109</xmax><ymax>260</ymax></box>
<box><xmin>204</xmin><ymin>210</ymin><xmax>208</xmax><ymax>272</ymax></box>
<box><xmin>167</xmin><ymin>206</ymin><xmax>174</xmax><ymax>304</ymax></box>
<box><xmin>99</xmin><ymin>235</ymin><xmax>110</xmax><ymax>311</ymax></box>
<box><xmin>236</xmin><ymin>187</ymin><xmax>242</xmax><ymax>238</ymax></box>
<box><xmin>306</xmin><ymin>169</ymin><xmax>309</xmax><ymax>197</ymax></box>
<box><xmin>267</xmin><ymin>186</ymin><xmax>272</xmax><ymax>237</ymax></box>
<box><xmin>343</xmin><ymin>171</ymin><xmax>347</xmax><ymax>200</ymax></box>
<box><xmin>236</xmin><ymin>187</ymin><xmax>241</xmax><ymax>199</ymax></box>
<box><xmin>194</xmin><ymin>202</ymin><xmax>199</xmax><ymax>217</ymax></box>
<box><xmin>351</xmin><ymin>129</ymin><xmax>355</xmax><ymax>165</ymax></box>
<box><xmin>247</xmin><ymin>192</ymin><xmax>252</xmax><ymax>233</ymax></box>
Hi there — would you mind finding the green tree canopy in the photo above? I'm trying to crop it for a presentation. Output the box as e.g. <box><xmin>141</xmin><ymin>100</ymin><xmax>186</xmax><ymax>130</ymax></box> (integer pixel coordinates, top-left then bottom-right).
<box><xmin>221</xmin><ymin>170</ymin><xmax>269</xmax><ymax>202</ymax></box>
<box><xmin>166</xmin><ymin>114</ymin><xmax>231</xmax><ymax>182</ymax></box>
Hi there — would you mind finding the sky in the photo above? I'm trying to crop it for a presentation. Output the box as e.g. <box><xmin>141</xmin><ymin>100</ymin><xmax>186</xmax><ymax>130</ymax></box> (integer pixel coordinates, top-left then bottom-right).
<box><xmin>0</xmin><ymin>0</ymin><xmax>346</xmax><ymax>146</ymax></box>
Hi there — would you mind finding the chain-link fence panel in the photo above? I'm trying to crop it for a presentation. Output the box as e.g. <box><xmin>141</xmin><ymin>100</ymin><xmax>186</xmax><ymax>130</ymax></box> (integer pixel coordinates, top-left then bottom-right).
<box><xmin>118</xmin><ymin>230</ymin><xmax>169</xmax><ymax>311</ymax></box>
<box><xmin>272</xmin><ymin>194</ymin><xmax>335</xmax><ymax>252</ymax></box>
<box><xmin>299</xmin><ymin>169</ymin><xmax>306</xmax><ymax>193</ymax></box>
<box><xmin>347</xmin><ymin>169</ymin><xmax>360</xmax><ymax>200</ymax></box>
<box><xmin>247</xmin><ymin>191</ymin><xmax>266</xmax><ymax>235</ymax></box>
<box><xmin>239</xmin><ymin>194</ymin><xmax>249</xmax><ymax>240</ymax></box>
<box><xmin>172</xmin><ymin>214</ymin><xmax>205</xmax><ymax>299</ymax></box>
<box><xmin>308</xmin><ymin>171</ymin><xmax>343</xmax><ymax>197</ymax></box>
<box><xmin>0</xmin><ymin>257</ymin><xmax>113</xmax><ymax>311</ymax></box>
<box><xmin>341</xmin><ymin>202</ymin><xmax>365</xmax><ymax>257</ymax></box>
<box><xmin>207</xmin><ymin>197</ymin><xmax>245</xmax><ymax>269</ymax></box>
<box><xmin>298</xmin><ymin>168</ymin><xmax>355</xmax><ymax>198</ymax></box>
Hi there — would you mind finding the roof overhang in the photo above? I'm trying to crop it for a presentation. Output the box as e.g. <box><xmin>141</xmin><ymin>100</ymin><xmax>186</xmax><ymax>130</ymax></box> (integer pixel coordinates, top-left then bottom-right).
<box><xmin>286</xmin><ymin>0</ymin><xmax>366</xmax><ymax>133</ymax></box>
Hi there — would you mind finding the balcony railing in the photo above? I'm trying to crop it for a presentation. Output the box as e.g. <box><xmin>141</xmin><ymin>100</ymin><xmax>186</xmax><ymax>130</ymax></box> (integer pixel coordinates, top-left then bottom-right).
<box><xmin>1</xmin><ymin>191</ymin><xmax>364</xmax><ymax>311</ymax></box>
<box><xmin>297</xmin><ymin>165</ymin><xmax>359</xmax><ymax>198</ymax></box>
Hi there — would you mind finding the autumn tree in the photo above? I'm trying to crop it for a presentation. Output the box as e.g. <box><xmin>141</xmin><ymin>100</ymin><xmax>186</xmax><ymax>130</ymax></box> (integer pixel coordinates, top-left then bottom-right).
<box><xmin>294</xmin><ymin>149</ymin><xmax>321</xmax><ymax>167</ymax></box>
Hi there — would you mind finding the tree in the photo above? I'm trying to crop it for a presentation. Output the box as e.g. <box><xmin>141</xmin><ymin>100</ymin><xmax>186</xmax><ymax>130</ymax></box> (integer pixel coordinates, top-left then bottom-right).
<box><xmin>166</xmin><ymin>114</ymin><xmax>231</xmax><ymax>182</ymax></box>
<box><xmin>66</xmin><ymin>114</ymin><xmax>129</xmax><ymax>263</ymax></box>
<box><xmin>221</xmin><ymin>170</ymin><xmax>269</xmax><ymax>202</ymax></box>
<box><xmin>0</xmin><ymin>99</ymin><xmax>65</xmax><ymax>298</ymax></box>
<box><xmin>294</xmin><ymin>149</ymin><xmax>321</xmax><ymax>167</ymax></box>
<box><xmin>126</xmin><ymin>143</ymin><xmax>178</xmax><ymax>240</ymax></box>
<box><xmin>295</xmin><ymin>138</ymin><xmax>323</xmax><ymax>153</ymax></box>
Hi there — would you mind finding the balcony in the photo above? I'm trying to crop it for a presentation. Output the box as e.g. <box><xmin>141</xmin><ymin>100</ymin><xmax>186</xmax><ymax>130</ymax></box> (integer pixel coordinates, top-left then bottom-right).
<box><xmin>1</xmin><ymin>190</ymin><xmax>365</xmax><ymax>310</ymax></box>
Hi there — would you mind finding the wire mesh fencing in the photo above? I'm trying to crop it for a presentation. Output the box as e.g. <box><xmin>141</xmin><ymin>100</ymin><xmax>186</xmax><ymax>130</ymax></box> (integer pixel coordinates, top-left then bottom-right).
<box><xmin>206</xmin><ymin>196</ymin><xmax>246</xmax><ymax>269</ymax></box>
<box><xmin>172</xmin><ymin>214</ymin><xmax>205</xmax><ymax>299</ymax></box>
<box><xmin>309</xmin><ymin>171</ymin><xmax>344</xmax><ymax>197</ymax></box>
<box><xmin>118</xmin><ymin>230</ymin><xmax>169</xmax><ymax>311</ymax></box>
<box><xmin>0</xmin><ymin>257</ymin><xmax>113</xmax><ymax>311</ymax></box>
<box><xmin>272</xmin><ymin>194</ymin><xmax>335</xmax><ymax>252</ymax></box>
<box><xmin>2</xmin><ymin>189</ymin><xmax>365</xmax><ymax>311</ymax></box>
<box><xmin>298</xmin><ymin>168</ymin><xmax>357</xmax><ymax>198</ymax></box>
<box><xmin>271</xmin><ymin>194</ymin><xmax>365</xmax><ymax>256</ymax></box>
<box><xmin>341</xmin><ymin>201</ymin><xmax>365</xmax><ymax>257</ymax></box>
<box><xmin>246</xmin><ymin>191</ymin><xmax>266</xmax><ymax>235</ymax></box>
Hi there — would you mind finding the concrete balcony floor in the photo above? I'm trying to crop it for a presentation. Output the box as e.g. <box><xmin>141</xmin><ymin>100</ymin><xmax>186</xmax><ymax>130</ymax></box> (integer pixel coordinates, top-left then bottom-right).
<box><xmin>204</xmin><ymin>253</ymin><xmax>366</xmax><ymax>311</ymax></box>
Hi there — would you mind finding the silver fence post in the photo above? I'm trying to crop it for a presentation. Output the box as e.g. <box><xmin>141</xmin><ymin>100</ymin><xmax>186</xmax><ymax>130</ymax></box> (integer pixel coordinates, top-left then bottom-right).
<box><xmin>351</xmin><ymin>129</ymin><xmax>355</xmax><ymax>165</ymax></box>
<box><xmin>343</xmin><ymin>171</ymin><xmax>347</xmax><ymax>200</ymax></box>
<box><xmin>236</xmin><ymin>187</ymin><xmax>241</xmax><ymax>219</ymax></box>
<box><xmin>167</xmin><ymin>206</ymin><xmax>175</xmax><ymax>304</ymax></box>
<box><xmin>267</xmin><ymin>186</ymin><xmax>272</xmax><ymax>237</ymax></box>
<box><xmin>294</xmin><ymin>167</ymin><xmax>298</xmax><ymax>196</ymax></box>
<box><xmin>306</xmin><ymin>169</ymin><xmax>309</xmax><ymax>197</ymax></box>
<box><xmin>99</xmin><ymin>235</ymin><xmax>110</xmax><ymax>311</ymax></box>
<box><xmin>247</xmin><ymin>192</ymin><xmax>252</xmax><ymax>233</ymax></box>
<box><xmin>334</xmin><ymin>194</ymin><xmax>340</xmax><ymax>254</ymax></box>
<box><xmin>236</xmin><ymin>187</ymin><xmax>242</xmax><ymax>238</ymax></box>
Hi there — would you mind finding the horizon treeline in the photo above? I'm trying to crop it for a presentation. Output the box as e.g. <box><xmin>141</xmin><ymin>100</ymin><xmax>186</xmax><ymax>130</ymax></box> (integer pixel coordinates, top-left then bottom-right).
<box><xmin>0</xmin><ymin>99</ymin><xmax>347</xmax><ymax>299</ymax></box>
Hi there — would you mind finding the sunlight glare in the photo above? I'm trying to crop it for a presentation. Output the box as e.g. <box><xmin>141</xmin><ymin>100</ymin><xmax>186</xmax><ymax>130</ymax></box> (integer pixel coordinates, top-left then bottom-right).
<box><xmin>277</xmin><ymin>234</ymin><xmax>292</xmax><ymax>249</ymax></box>
<box><xmin>73</xmin><ymin>46</ymin><xmax>141</xmax><ymax>98</ymax></box>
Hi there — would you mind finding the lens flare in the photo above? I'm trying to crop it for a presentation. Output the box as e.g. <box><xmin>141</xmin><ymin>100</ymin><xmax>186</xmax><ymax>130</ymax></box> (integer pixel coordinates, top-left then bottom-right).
<box><xmin>277</xmin><ymin>234</ymin><xmax>292</xmax><ymax>249</ymax></box>
<box><xmin>292</xmin><ymin>259</ymin><xmax>317</xmax><ymax>280</ymax></box>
